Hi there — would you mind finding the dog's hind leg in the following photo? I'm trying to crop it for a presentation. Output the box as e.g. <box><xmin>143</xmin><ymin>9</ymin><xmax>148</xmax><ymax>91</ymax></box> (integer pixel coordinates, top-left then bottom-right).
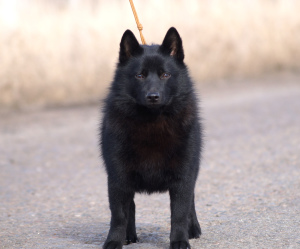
<box><xmin>188</xmin><ymin>195</ymin><xmax>201</xmax><ymax>239</ymax></box>
<box><xmin>125</xmin><ymin>199</ymin><xmax>138</xmax><ymax>244</ymax></box>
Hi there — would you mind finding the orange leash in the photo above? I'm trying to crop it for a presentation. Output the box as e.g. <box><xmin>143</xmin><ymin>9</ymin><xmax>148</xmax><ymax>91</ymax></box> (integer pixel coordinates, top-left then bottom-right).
<box><xmin>129</xmin><ymin>0</ymin><xmax>146</xmax><ymax>45</ymax></box>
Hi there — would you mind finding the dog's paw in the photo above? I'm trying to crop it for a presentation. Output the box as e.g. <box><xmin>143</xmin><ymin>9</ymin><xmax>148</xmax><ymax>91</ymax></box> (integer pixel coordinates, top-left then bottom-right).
<box><xmin>103</xmin><ymin>240</ymin><xmax>123</xmax><ymax>249</ymax></box>
<box><xmin>125</xmin><ymin>234</ymin><xmax>138</xmax><ymax>244</ymax></box>
<box><xmin>188</xmin><ymin>223</ymin><xmax>201</xmax><ymax>239</ymax></box>
<box><xmin>170</xmin><ymin>241</ymin><xmax>191</xmax><ymax>249</ymax></box>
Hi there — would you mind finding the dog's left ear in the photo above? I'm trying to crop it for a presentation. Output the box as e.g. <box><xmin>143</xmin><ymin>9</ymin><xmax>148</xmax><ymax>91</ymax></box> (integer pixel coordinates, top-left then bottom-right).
<box><xmin>159</xmin><ymin>27</ymin><xmax>184</xmax><ymax>62</ymax></box>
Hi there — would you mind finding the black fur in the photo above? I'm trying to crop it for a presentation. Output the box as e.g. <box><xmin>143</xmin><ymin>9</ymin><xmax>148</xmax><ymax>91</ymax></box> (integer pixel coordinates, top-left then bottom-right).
<box><xmin>100</xmin><ymin>27</ymin><xmax>202</xmax><ymax>249</ymax></box>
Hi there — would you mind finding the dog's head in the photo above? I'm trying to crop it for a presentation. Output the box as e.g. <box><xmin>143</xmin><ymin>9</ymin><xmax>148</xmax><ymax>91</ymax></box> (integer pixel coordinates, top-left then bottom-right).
<box><xmin>113</xmin><ymin>27</ymin><xmax>190</xmax><ymax>112</ymax></box>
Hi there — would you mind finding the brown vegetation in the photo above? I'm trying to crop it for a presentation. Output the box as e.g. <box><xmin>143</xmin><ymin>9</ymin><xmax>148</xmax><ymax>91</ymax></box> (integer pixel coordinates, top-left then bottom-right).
<box><xmin>1</xmin><ymin>0</ymin><xmax>300</xmax><ymax>108</ymax></box>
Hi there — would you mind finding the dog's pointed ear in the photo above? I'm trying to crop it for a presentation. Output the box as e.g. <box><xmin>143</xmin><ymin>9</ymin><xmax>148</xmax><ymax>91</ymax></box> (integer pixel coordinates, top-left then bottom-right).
<box><xmin>119</xmin><ymin>30</ymin><xmax>143</xmax><ymax>64</ymax></box>
<box><xmin>159</xmin><ymin>27</ymin><xmax>184</xmax><ymax>62</ymax></box>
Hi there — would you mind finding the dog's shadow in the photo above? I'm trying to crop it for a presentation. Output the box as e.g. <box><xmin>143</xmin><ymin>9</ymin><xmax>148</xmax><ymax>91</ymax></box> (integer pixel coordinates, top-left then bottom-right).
<box><xmin>56</xmin><ymin>221</ymin><xmax>170</xmax><ymax>248</ymax></box>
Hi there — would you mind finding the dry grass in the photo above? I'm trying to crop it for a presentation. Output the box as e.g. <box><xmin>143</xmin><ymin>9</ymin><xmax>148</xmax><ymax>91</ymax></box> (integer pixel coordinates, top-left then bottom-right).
<box><xmin>1</xmin><ymin>0</ymin><xmax>300</xmax><ymax>109</ymax></box>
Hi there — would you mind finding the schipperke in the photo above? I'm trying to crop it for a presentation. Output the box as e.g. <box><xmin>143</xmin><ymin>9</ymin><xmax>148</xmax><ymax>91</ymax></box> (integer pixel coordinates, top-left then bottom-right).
<box><xmin>101</xmin><ymin>27</ymin><xmax>202</xmax><ymax>249</ymax></box>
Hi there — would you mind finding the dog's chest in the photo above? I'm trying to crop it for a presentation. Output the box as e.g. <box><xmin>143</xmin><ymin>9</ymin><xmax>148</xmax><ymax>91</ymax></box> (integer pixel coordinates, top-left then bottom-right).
<box><xmin>129</xmin><ymin>116</ymin><xmax>183</xmax><ymax>167</ymax></box>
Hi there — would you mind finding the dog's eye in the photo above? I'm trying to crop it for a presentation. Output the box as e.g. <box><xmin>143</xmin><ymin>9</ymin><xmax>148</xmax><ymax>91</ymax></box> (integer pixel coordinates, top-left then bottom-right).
<box><xmin>160</xmin><ymin>72</ymin><xmax>171</xmax><ymax>80</ymax></box>
<box><xmin>135</xmin><ymin>74</ymin><xmax>145</xmax><ymax>79</ymax></box>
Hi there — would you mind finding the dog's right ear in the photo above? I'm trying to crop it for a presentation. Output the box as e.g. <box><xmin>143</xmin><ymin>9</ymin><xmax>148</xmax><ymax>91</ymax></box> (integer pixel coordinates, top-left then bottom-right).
<box><xmin>119</xmin><ymin>30</ymin><xmax>143</xmax><ymax>64</ymax></box>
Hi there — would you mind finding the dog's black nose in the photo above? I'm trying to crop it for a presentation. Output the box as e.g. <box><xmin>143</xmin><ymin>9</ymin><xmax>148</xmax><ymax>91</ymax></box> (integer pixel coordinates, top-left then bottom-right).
<box><xmin>146</xmin><ymin>92</ymin><xmax>160</xmax><ymax>102</ymax></box>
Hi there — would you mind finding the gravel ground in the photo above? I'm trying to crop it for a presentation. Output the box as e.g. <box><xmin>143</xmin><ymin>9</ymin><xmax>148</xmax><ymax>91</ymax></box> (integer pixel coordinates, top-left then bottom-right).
<box><xmin>1</xmin><ymin>75</ymin><xmax>300</xmax><ymax>249</ymax></box>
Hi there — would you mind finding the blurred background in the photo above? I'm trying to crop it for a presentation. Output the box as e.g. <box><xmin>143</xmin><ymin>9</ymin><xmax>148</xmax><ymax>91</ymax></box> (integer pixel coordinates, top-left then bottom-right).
<box><xmin>0</xmin><ymin>0</ymin><xmax>300</xmax><ymax>109</ymax></box>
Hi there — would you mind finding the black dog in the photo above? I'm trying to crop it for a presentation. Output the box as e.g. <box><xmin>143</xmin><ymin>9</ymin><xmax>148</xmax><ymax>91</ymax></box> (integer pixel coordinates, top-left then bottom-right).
<box><xmin>101</xmin><ymin>27</ymin><xmax>202</xmax><ymax>249</ymax></box>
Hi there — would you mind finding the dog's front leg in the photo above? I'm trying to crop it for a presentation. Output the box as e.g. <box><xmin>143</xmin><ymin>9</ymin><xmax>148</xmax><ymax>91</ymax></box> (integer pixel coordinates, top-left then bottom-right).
<box><xmin>169</xmin><ymin>183</ymin><xmax>194</xmax><ymax>249</ymax></box>
<box><xmin>103</xmin><ymin>185</ymin><xmax>134</xmax><ymax>249</ymax></box>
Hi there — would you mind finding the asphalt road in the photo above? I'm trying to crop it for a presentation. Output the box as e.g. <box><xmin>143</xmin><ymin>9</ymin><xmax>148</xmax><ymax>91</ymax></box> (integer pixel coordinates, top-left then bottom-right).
<box><xmin>1</xmin><ymin>74</ymin><xmax>300</xmax><ymax>248</ymax></box>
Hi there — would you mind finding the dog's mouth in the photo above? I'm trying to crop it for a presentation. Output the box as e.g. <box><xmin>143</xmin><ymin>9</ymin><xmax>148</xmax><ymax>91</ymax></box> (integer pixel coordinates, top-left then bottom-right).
<box><xmin>147</xmin><ymin>101</ymin><xmax>161</xmax><ymax>107</ymax></box>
